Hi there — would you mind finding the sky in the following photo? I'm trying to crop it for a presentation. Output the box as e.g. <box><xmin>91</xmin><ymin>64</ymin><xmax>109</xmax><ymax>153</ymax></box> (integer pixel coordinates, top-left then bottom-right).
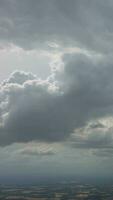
<box><xmin>0</xmin><ymin>0</ymin><xmax>113</xmax><ymax>184</ymax></box>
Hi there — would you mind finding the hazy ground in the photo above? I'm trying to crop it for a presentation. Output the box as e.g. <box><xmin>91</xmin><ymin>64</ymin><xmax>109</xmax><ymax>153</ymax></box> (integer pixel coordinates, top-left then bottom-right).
<box><xmin>0</xmin><ymin>181</ymin><xmax>113</xmax><ymax>200</ymax></box>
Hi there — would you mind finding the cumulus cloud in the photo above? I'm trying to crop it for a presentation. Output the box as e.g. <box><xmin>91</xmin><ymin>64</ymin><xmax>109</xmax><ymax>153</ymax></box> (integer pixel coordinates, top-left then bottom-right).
<box><xmin>2</xmin><ymin>70</ymin><xmax>37</xmax><ymax>85</ymax></box>
<box><xmin>0</xmin><ymin>0</ymin><xmax>113</xmax><ymax>53</ymax></box>
<box><xmin>0</xmin><ymin>71</ymin><xmax>63</xmax><ymax>145</ymax></box>
<box><xmin>1</xmin><ymin>53</ymin><xmax>113</xmax><ymax>146</ymax></box>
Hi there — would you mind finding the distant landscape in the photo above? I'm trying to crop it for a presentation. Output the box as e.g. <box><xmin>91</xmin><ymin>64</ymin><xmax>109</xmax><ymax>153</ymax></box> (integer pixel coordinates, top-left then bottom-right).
<box><xmin>0</xmin><ymin>181</ymin><xmax>113</xmax><ymax>200</ymax></box>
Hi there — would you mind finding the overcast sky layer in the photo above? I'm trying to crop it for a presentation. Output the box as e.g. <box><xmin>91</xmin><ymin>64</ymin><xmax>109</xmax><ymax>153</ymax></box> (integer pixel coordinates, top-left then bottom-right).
<box><xmin>0</xmin><ymin>0</ymin><xmax>113</xmax><ymax>183</ymax></box>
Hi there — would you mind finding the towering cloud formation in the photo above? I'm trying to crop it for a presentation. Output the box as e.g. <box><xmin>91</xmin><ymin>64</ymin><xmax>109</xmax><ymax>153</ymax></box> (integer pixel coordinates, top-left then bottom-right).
<box><xmin>0</xmin><ymin>53</ymin><xmax>113</xmax><ymax>147</ymax></box>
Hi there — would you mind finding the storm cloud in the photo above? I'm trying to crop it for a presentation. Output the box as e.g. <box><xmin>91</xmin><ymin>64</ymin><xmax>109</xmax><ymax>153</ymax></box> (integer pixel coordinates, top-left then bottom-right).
<box><xmin>0</xmin><ymin>53</ymin><xmax>113</xmax><ymax>146</ymax></box>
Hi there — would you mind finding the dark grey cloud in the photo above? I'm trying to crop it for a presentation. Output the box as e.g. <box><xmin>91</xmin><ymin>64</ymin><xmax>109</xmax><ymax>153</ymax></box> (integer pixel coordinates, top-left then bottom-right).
<box><xmin>0</xmin><ymin>0</ymin><xmax>113</xmax><ymax>52</ymax></box>
<box><xmin>1</xmin><ymin>53</ymin><xmax>113</xmax><ymax>146</ymax></box>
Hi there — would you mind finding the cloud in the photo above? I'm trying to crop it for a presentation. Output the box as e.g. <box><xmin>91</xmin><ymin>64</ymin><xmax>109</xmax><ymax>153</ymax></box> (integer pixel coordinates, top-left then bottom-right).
<box><xmin>93</xmin><ymin>149</ymin><xmax>113</xmax><ymax>157</ymax></box>
<box><xmin>0</xmin><ymin>71</ymin><xmax>64</xmax><ymax>145</ymax></box>
<box><xmin>19</xmin><ymin>148</ymin><xmax>55</xmax><ymax>157</ymax></box>
<box><xmin>0</xmin><ymin>0</ymin><xmax>113</xmax><ymax>53</ymax></box>
<box><xmin>1</xmin><ymin>53</ymin><xmax>113</xmax><ymax>146</ymax></box>
<box><xmin>89</xmin><ymin>122</ymin><xmax>105</xmax><ymax>129</ymax></box>
<box><xmin>2</xmin><ymin>70</ymin><xmax>37</xmax><ymax>85</ymax></box>
<box><xmin>70</xmin><ymin>121</ymin><xmax>113</xmax><ymax>149</ymax></box>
